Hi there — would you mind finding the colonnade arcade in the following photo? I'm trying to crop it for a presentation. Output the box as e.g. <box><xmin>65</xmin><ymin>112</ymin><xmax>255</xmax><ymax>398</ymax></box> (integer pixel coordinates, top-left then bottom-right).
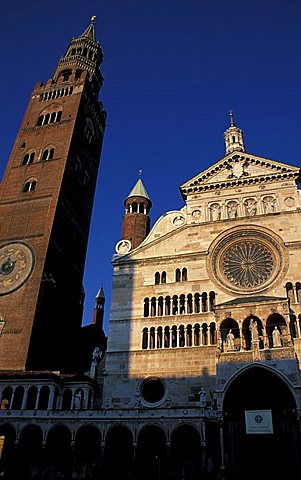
<box><xmin>142</xmin><ymin>311</ymin><xmax>299</xmax><ymax>352</ymax></box>
<box><xmin>0</xmin><ymin>421</ymin><xmax>213</xmax><ymax>480</ymax></box>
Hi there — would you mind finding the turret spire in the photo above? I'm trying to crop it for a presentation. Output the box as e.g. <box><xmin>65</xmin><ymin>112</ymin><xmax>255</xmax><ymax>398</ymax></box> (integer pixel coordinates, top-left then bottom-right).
<box><xmin>117</xmin><ymin>173</ymin><xmax>152</xmax><ymax>251</ymax></box>
<box><xmin>224</xmin><ymin>111</ymin><xmax>245</xmax><ymax>154</ymax></box>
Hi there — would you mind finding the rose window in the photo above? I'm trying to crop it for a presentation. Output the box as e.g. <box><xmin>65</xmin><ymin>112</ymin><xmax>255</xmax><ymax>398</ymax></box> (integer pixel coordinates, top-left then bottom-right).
<box><xmin>208</xmin><ymin>228</ymin><xmax>285</xmax><ymax>294</ymax></box>
<box><xmin>221</xmin><ymin>241</ymin><xmax>274</xmax><ymax>288</ymax></box>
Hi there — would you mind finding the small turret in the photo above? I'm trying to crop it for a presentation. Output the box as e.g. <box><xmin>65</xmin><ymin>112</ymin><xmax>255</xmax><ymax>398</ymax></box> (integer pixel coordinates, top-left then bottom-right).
<box><xmin>121</xmin><ymin>171</ymin><xmax>152</xmax><ymax>250</ymax></box>
<box><xmin>224</xmin><ymin>111</ymin><xmax>245</xmax><ymax>154</ymax></box>
<box><xmin>92</xmin><ymin>287</ymin><xmax>105</xmax><ymax>329</ymax></box>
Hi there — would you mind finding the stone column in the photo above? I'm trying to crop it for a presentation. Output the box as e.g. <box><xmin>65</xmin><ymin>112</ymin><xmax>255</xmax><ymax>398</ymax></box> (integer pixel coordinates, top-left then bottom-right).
<box><xmin>47</xmin><ymin>387</ymin><xmax>55</xmax><ymax>410</ymax></box>
<box><xmin>21</xmin><ymin>386</ymin><xmax>29</xmax><ymax>410</ymax></box>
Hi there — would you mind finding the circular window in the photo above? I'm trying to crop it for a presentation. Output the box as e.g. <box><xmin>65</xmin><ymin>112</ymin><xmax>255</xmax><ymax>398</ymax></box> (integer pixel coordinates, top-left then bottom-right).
<box><xmin>221</xmin><ymin>240</ymin><xmax>275</xmax><ymax>289</ymax></box>
<box><xmin>141</xmin><ymin>378</ymin><xmax>165</xmax><ymax>404</ymax></box>
<box><xmin>207</xmin><ymin>227</ymin><xmax>286</xmax><ymax>295</ymax></box>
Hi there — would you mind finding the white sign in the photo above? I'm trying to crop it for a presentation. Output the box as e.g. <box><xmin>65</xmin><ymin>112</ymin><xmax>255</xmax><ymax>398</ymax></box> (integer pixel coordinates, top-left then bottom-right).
<box><xmin>245</xmin><ymin>410</ymin><xmax>273</xmax><ymax>434</ymax></box>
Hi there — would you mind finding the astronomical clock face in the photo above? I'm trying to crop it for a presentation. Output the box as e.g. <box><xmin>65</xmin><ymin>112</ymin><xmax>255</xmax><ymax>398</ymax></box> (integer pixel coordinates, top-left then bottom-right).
<box><xmin>0</xmin><ymin>242</ymin><xmax>35</xmax><ymax>295</ymax></box>
<box><xmin>207</xmin><ymin>228</ymin><xmax>286</xmax><ymax>295</ymax></box>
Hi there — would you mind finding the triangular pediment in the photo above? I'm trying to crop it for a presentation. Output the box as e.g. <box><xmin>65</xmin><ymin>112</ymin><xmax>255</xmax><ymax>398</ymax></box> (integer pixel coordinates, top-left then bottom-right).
<box><xmin>180</xmin><ymin>152</ymin><xmax>300</xmax><ymax>197</ymax></box>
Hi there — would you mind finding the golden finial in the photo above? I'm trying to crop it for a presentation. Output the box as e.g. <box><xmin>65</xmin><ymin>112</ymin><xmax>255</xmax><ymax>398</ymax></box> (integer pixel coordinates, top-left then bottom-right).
<box><xmin>91</xmin><ymin>15</ymin><xmax>96</xmax><ymax>23</ymax></box>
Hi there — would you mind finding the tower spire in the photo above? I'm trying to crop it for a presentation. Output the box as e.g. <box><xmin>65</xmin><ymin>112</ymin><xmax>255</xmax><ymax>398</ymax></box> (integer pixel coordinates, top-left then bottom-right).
<box><xmin>224</xmin><ymin>111</ymin><xmax>245</xmax><ymax>154</ymax></box>
<box><xmin>53</xmin><ymin>17</ymin><xmax>104</xmax><ymax>94</ymax></box>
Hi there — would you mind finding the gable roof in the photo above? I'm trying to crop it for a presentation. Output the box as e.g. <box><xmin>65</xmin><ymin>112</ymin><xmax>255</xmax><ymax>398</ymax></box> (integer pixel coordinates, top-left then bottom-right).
<box><xmin>180</xmin><ymin>151</ymin><xmax>300</xmax><ymax>200</ymax></box>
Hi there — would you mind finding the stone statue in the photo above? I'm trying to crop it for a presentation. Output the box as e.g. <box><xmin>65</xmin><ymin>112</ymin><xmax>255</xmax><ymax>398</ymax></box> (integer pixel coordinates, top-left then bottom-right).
<box><xmin>73</xmin><ymin>391</ymin><xmax>82</xmax><ymax>409</ymax></box>
<box><xmin>227</xmin><ymin>202</ymin><xmax>238</xmax><ymax>219</ymax></box>
<box><xmin>199</xmin><ymin>387</ymin><xmax>207</xmax><ymax>407</ymax></box>
<box><xmin>244</xmin><ymin>198</ymin><xmax>257</xmax><ymax>216</ymax></box>
<box><xmin>263</xmin><ymin>196</ymin><xmax>276</xmax><ymax>214</ymax></box>
<box><xmin>272</xmin><ymin>326</ymin><xmax>282</xmax><ymax>347</ymax></box>
<box><xmin>249</xmin><ymin>319</ymin><xmax>259</xmax><ymax>341</ymax></box>
<box><xmin>92</xmin><ymin>346</ymin><xmax>101</xmax><ymax>363</ymax></box>
<box><xmin>210</xmin><ymin>204</ymin><xmax>221</xmax><ymax>221</ymax></box>
<box><xmin>226</xmin><ymin>329</ymin><xmax>235</xmax><ymax>350</ymax></box>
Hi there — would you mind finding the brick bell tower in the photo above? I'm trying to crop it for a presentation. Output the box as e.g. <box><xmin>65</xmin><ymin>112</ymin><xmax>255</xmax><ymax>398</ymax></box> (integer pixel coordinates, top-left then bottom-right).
<box><xmin>121</xmin><ymin>172</ymin><xmax>152</xmax><ymax>251</ymax></box>
<box><xmin>0</xmin><ymin>17</ymin><xmax>106</xmax><ymax>372</ymax></box>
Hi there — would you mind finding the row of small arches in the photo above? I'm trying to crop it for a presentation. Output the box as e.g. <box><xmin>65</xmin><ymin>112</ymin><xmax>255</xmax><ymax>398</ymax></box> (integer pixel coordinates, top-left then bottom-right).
<box><xmin>67</xmin><ymin>46</ymin><xmax>96</xmax><ymax>60</ymax></box>
<box><xmin>286</xmin><ymin>282</ymin><xmax>301</xmax><ymax>304</ymax></box>
<box><xmin>37</xmin><ymin>110</ymin><xmax>62</xmax><ymax>126</ymax></box>
<box><xmin>219</xmin><ymin>313</ymin><xmax>299</xmax><ymax>351</ymax></box>
<box><xmin>142</xmin><ymin>322</ymin><xmax>216</xmax><ymax>349</ymax></box>
<box><xmin>155</xmin><ymin>268</ymin><xmax>187</xmax><ymax>285</ymax></box>
<box><xmin>22</xmin><ymin>147</ymin><xmax>55</xmax><ymax>165</ymax></box>
<box><xmin>0</xmin><ymin>423</ymin><xmax>203</xmax><ymax>480</ymax></box>
<box><xmin>143</xmin><ymin>292</ymin><xmax>216</xmax><ymax>317</ymax></box>
<box><xmin>39</xmin><ymin>86</ymin><xmax>73</xmax><ymax>102</ymax></box>
<box><xmin>0</xmin><ymin>385</ymin><xmax>92</xmax><ymax>411</ymax></box>
<box><xmin>125</xmin><ymin>201</ymin><xmax>150</xmax><ymax>214</ymax></box>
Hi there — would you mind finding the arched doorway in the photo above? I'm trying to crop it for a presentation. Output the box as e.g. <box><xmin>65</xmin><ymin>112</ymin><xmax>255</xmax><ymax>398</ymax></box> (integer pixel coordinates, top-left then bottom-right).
<box><xmin>223</xmin><ymin>366</ymin><xmax>300</xmax><ymax>480</ymax></box>
<box><xmin>103</xmin><ymin>425</ymin><xmax>133</xmax><ymax>480</ymax></box>
<box><xmin>16</xmin><ymin>425</ymin><xmax>43</xmax><ymax>479</ymax></box>
<box><xmin>135</xmin><ymin>425</ymin><xmax>167</xmax><ymax>480</ymax></box>
<box><xmin>74</xmin><ymin>425</ymin><xmax>101</xmax><ymax>479</ymax></box>
<box><xmin>170</xmin><ymin>424</ymin><xmax>201</xmax><ymax>480</ymax></box>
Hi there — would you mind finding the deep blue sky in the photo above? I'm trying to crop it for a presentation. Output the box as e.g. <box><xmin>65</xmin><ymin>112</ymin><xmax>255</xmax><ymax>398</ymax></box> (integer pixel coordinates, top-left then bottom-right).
<box><xmin>1</xmin><ymin>0</ymin><xmax>301</xmax><ymax>332</ymax></box>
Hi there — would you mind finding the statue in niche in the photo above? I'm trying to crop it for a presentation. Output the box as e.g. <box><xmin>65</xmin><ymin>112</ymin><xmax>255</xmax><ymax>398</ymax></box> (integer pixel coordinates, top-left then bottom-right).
<box><xmin>199</xmin><ymin>387</ymin><xmax>207</xmax><ymax>407</ymax></box>
<box><xmin>272</xmin><ymin>326</ymin><xmax>282</xmax><ymax>347</ymax></box>
<box><xmin>249</xmin><ymin>319</ymin><xmax>259</xmax><ymax>342</ymax></box>
<box><xmin>227</xmin><ymin>201</ymin><xmax>238</xmax><ymax>219</ymax></box>
<box><xmin>210</xmin><ymin>203</ymin><xmax>221</xmax><ymax>221</ymax></box>
<box><xmin>73</xmin><ymin>391</ymin><xmax>82</xmax><ymax>410</ymax></box>
<box><xmin>244</xmin><ymin>198</ymin><xmax>257</xmax><ymax>216</ymax></box>
<box><xmin>262</xmin><ymin>196</ymin><xmax>276</xmax><ymax>214</ymax></box>
<box><xmin>226</xmin><ymin>329</ymin><xmax>235</xmax><ymax>350</ymax></box>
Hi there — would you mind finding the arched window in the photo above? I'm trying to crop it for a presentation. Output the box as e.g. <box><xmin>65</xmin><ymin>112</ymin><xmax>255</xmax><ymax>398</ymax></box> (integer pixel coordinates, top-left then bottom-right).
<box><xmin>161</xmin><ymin>271</ymin><xmax>166</xmax><ymax>284</ymax></box>
<box><xmin>158</xmin><ymin>297</ymin><xmax>163</xmax><ymax>316</ymax></box>
<box><xmin>157</xmin><ymin>327</ymin><xmax>163</xmax><ymax>349</ymax></box>
<box><xmin>26</xmin><ymin>386</ymin><xmax>38</xmax><ymax>409</ymax></box>
<box><xmin>149</xmin><ymin>327</ymin><xmax>155</xmax><ymax>349</ymax></box>
<box><xmin>194</xmin><ymin>324</ymin><xmax>200</xmax><ymax>346</ymax></box>
<box><xmin>209</xmin><ymin>291</ymin><xmax>216</xmax><ymax>311</ymax></box>
<box><xmin>171</xmin><ymin>326</ymin><xmax>177</xmax><ymax>347</ymax></box>
<box><xmin>209</xmin><ymin>322</ymin><xmax>216</xmax><ymax>344</ymax></box>
<box><xmin>202</xmin><ymin>323</ymin><xmax>208</xmax><ymax>345</ymax></box>
<box><xmin>62</xmin><ymin>389</ymin><xmax>72</xmax><ymax>410</ymax></box>
<box><xmin>23</xmin><ymin>179</ymin><xmax>37</xmax><ymax>192</ymax></box>
<box><xmin>175</xmin><ymin>268</ymin><xmax>181</xmax><ymax>282</ymax></box>
<box><xmin>155</xmin><ymin>272</ymin><xmax>160</xmax><ymax>284</ymax></box>
<box><xmin>150</xmin><ymin>297</ymin><xmax>156</xmax><ymax>317</ymax></box>
<box><xmin>172</xmin><ymin>295</ymin><xmax>178</xmax><ymax>315</ymax></box>
<box><xmin>42</xmin><ymin>147</ymin><xmax>55</xmax><ymax>161</ymax></box>
<box><xmin>187</xmin><ymin>294</ymin><xmax>193</xmax><ymax>314</ymax></box>
<box><xmin>186</xmin><ymin>324</ymin><xmax>193</xmax><ymax>346</ymax></box>
<box><xmin>75</xmin><ymin>69</ymin><xmax>83</xmax><ymax>80</ymax></box>
<box><xmin>285</xmin><ymin>282</ymin><xmax>295</xmax><ymax>305</ymax></box>
<box><xmin>179</xmin><ymin>294</ymin><xmax>185</xmax><ymax>314</ymax></box>
<box><xmin>165</xmin><ymin>296</ymin><xmax>171</xmax><ymax>316</ymax></box>
<box><xmin>182</xmin><ymin>268</ymin><xmax>187</xmax><ymax>281</ymax></box>
<box><xmin>143</xmin><ymin>298</ymin><xmax>149</xmax><ymax>317</ymax></box>
<box><xmin>179</xmin><ymin>325</ymin><xmax>185</xmax><ymax>347</ymax></box>
<box><xmin>22</xmin><ymin>151</ymin><xmax>35</xmax><ymax>165</ymax></box>
<box><xmin>37</xmin><ymin>107</ymin><xmax>62</xmax><ymax>126</ymax></box>
<box><xmin>11</xmin><ymin>386</ymin><xmax>24</xmax><ymax>410</ymax></box>
<box><xmin>164</xmin><ymin>326</ymin><xmax>170</xmax><ymax>348</ymax></box>
<box><xmin>201</xmin><ymin>292</ymin><xmax>208</xmax><ymax>312</ymax></box>
<box><xmin>194</xmin><ymin>293</ymin><xmax>200</xmax><ymax>314</ymax></box>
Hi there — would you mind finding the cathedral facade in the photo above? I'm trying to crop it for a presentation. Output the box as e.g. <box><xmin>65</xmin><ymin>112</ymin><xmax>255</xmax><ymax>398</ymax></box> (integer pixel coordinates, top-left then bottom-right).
<box><xmin>0</xmin><ymin>19</ymin><xmax>301</xmax><ymax>480</ymax></box>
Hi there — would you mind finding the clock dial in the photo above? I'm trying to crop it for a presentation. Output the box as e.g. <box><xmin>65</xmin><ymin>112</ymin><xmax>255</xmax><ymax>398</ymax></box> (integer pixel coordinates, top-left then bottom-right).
<box><xmin>0</xmin><ymin>242</ymin><xmax>35</xmax><ymax>295</ymax></box>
